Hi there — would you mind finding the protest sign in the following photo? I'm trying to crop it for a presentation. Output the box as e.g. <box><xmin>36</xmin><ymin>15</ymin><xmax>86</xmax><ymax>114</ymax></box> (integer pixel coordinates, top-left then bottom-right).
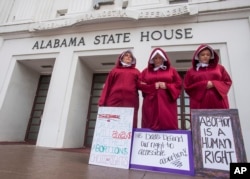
<box><xmin>191</xmin><ymin>109</ymin><xmax>247</xmax><ymax>178</ymax></box>
<box><xmin>130</xmin><ymin>128</ymin><xmax>194</xmax><ymax>175</ymax></box>
<box><xmin>89</xmin><ymin>106</ymin><xmax>134</xmax><ymax>169</ymax></box>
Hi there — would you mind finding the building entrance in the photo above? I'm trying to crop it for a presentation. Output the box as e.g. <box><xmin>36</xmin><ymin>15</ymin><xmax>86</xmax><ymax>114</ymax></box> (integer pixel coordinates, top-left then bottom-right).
<box><xmin>84</xmin><ymin>72</ymin><xmax>191</xmax><ymax>147</ymax></box>
<box><xmin>25</xmin><ymin>75</ymin><xmax>51</xmax><ymax>143</ymax></box>
<box><xmin>84</xmin><ymin>74</ymin><xmax>108</xmax><ymax>147</ymax></box>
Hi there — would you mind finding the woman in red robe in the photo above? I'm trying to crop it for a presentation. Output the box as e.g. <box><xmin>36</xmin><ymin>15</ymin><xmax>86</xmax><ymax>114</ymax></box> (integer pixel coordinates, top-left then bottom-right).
<box><xmin>184</xmin><ymin>44</ymin><xmax>232</xmax><ymax>109</ymax></box>
<box><xmin>139</xmin><ymin>48</ymin><xmax>182</xmax><ymax>130</ymax></box>
<box><xmin>98</xmin><ymin>50</ymin><xmax>140</xmax><ymax>128</ymax></box>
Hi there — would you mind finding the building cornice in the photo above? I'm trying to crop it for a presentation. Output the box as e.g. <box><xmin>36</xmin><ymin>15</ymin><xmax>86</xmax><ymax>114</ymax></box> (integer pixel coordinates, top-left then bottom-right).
<box><xmin>0</xmin><ymin>3</ymin><xmax>250</xmax><ymax>38</ymax></box>
<box><xmin>28</xmin><ymin>4</ymin><xmax>192</xmax><ymax>32</ymax></box>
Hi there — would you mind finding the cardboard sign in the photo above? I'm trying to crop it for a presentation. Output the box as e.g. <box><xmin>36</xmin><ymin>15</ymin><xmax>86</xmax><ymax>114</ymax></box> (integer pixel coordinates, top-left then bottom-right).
<box><xmin>89</xmin><ymin>106</ymin><xmax>134</xmax><ymax>169</ymax></box>
<box><xmin>191</xmin><ymin>109</ymin><xmax>247</xmax><ymax>178</ymax></box>
<box><xmin>130</xmin><ymin>128</ymin><xmax>194</xmax><ymax>175</ymax></box>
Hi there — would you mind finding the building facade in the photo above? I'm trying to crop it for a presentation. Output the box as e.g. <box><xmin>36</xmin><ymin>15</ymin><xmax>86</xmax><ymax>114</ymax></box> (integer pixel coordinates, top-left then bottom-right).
<box><xmin>0</xmin><ymin>0</ymin><xmax>249</xmax><ymax>161</ymax></box>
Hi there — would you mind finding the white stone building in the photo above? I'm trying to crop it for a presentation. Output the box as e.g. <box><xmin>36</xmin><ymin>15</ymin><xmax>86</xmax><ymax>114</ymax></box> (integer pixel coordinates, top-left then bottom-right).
<box><xmin>0</xmin><ymin>0</ymin><xmax>249</xmax><ymax>161</ymax></box>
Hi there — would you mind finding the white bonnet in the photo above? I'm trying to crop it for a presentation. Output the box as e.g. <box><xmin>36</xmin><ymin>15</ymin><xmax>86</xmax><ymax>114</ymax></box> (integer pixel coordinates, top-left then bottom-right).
<box><xmin>149</xmin><ymin>50</ymin><xmax>167</xmax><ymax>64</ymax></box>
<box><xmin>120</xmin><ymin>50</ymin><xmax>136</xmax><ymax>64</ymax></box>
<box><xmin>194</xmin><ymin>45</ymin><xmax>215</xmax><ymax>61</ymax></box>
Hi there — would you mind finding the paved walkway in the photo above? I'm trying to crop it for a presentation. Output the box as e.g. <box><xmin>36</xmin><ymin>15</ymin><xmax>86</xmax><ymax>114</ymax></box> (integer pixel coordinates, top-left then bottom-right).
<box><xmin>0</xmin><ymin>144</ymin><xmax>210</xmax><ymax>179</ymax></box>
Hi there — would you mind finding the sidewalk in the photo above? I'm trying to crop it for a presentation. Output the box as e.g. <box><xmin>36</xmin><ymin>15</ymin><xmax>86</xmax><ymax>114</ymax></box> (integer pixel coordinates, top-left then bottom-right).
<box><xmin>0</xmin><ymin>144</ymin><xmax>209</xmax><ymax>179</ymax></box>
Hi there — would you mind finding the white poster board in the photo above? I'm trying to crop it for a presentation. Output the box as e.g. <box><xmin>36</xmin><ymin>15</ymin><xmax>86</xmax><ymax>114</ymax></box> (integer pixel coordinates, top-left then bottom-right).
<box><xmin>199</xmin><ymin>115</ymin><xmax>237</xmax><ymax>170</ymax></box>
<box><xmin>130</xmin><ymin>129</ymin><xmax>194</xmax><ymax>175</ymax></box>
<box><xmin>89</xmin><ymin>106</ymin><xmax>134</xmax><ymax>169</ymax></box>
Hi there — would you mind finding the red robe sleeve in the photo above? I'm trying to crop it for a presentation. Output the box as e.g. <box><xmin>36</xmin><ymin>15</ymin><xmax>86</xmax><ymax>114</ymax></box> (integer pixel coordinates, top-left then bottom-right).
<box><xmin>138</xmin><ymin>69</ymin><xmax>157</xmax><ymax>96</ymax></box>
<box><xmin>184</xmin><ymin>65</ymin><xmax>232</xmax><ymax>102</ymax></box>
<box><xmin>211</xmin><ymin>65</ymin><xmax>232</xmax><ymax>98</ymax></box>
<box><xmin>139</xmin><ymin>68</ymin><xmax>182</xmax><ymax>100</ymax></box>
<box><xmin>184</xmin><ymin>70</ymin><xmax>208</xmax><ymax>102</ymax></box>
<box><xmin>166</xmin><ymin>68</ymin><xmax>182</xmax><ymax>101</ymax></box>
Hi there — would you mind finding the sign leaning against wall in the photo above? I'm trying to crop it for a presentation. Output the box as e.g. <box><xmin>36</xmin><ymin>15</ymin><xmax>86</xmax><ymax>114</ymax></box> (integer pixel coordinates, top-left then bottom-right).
<box><xmin>191</xmin><ymin>109</ymin><xmax>247</xmax><ymax>178</ymax></box>
<box><xmin>89</xmin><ymin>106</ymin><xmax>134</xmax><ymax>169</ymax></box>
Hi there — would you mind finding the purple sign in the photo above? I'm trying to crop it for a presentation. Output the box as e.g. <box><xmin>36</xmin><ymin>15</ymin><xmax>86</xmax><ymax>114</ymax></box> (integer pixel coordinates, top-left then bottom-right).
<box><xmin>130</xmin><ymin>128</ymin><xmax>194</xmax><ymax>176</ymax></box>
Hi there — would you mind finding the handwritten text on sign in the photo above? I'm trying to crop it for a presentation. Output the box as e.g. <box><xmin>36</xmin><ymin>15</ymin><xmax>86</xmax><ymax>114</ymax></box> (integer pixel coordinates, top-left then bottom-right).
<box><xmin>199</xmin><ymin>115</ymin><xmax>237</xmax><ymax>170</ymax></box>
<box><xmin>89</xmin><ymin>107</ymin><xmax>134</xmax><ymax>169</ymax></box>
<box><xmin>130</xmin><ymin>129</ymin><xmax>194</xmax><ymax>175</ymax></box>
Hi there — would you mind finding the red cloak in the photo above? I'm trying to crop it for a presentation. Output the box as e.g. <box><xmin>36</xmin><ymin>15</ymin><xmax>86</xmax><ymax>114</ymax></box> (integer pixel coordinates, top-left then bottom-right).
<box><xmin>139</xmin><ymin>48</ymin><xmax>182</xmax><ymax>130</ymax></box>
<box><xmin>184</xmin><ymin>44</ymin><xmax>232</xmax><ymax>109</ymax></box>
<box><xmin>98</xmin><ymin>50</ymin><xmax>140</xmax><ymax>128</ymax></box>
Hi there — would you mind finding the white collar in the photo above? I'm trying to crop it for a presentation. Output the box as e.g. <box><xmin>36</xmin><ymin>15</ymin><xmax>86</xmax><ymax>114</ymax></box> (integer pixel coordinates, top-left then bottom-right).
<box><xmin>196</xmin><ymin>62</ymin><xmax>208</xmax><ymax>71</ymax></box>
<box><xmin>154</xmin><ymin>64</ymin><xmax>167</xmax><ymax>71</ymax></box>
<box><xmin>121</xmin><ymin>61</ymin><xmax>132</xmax><ymax>67</ymax></box>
